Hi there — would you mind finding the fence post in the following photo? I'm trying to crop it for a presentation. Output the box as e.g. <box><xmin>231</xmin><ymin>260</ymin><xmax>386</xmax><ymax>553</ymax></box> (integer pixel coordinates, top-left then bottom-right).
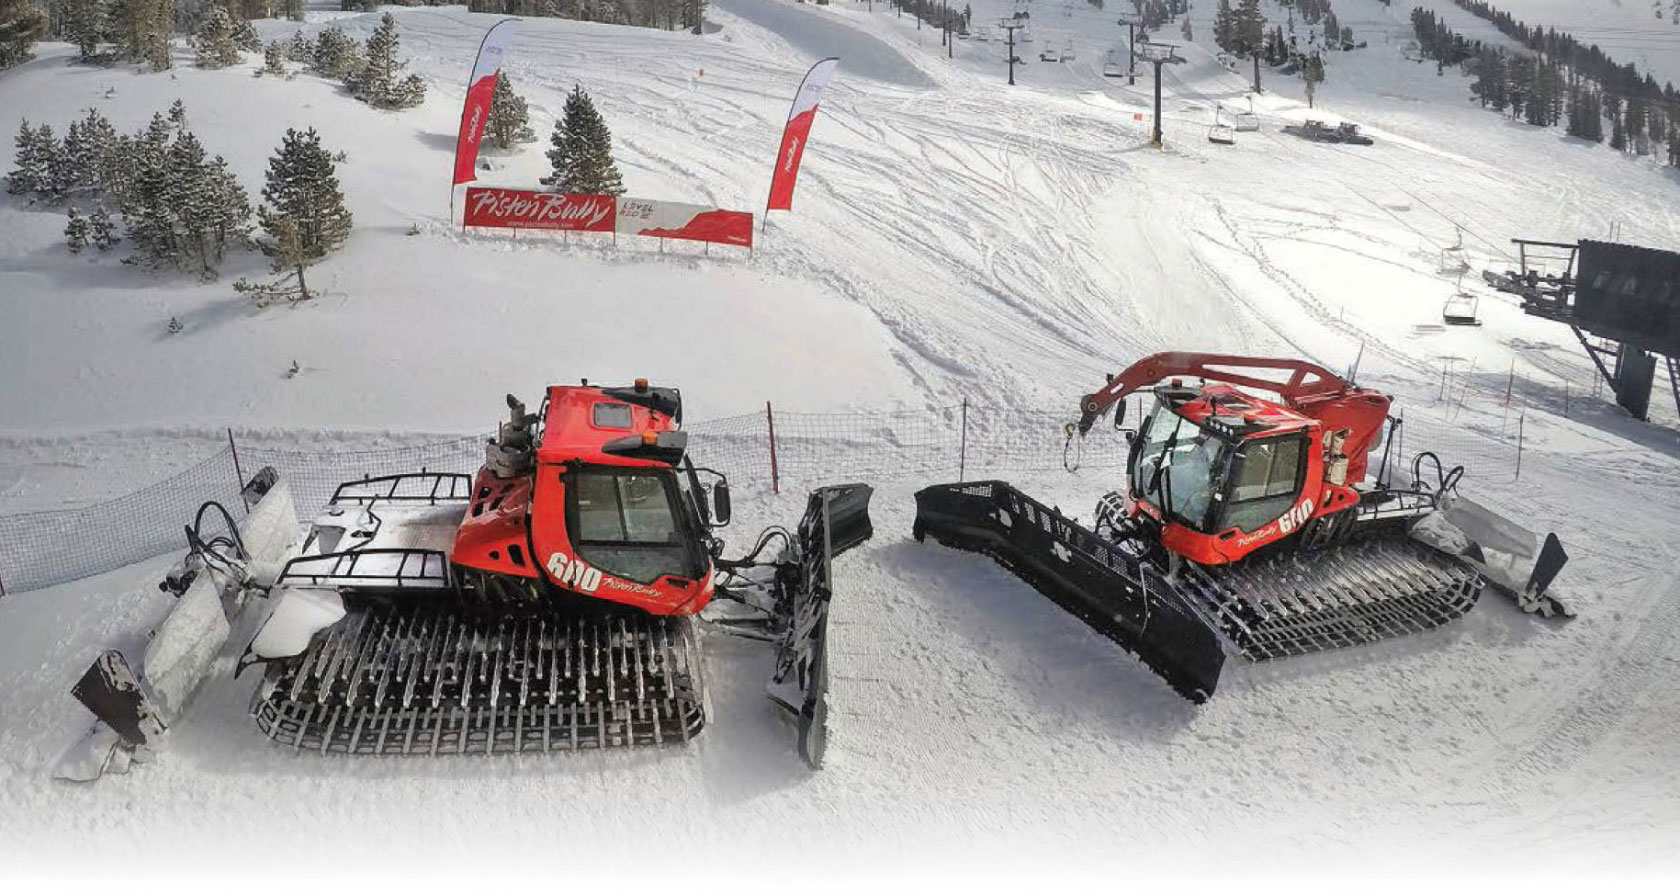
<box><xmin>1515</xmin><ymin>410</ymin><xmax>1525</xmax><ymax>482</ymax></box>
<box><xmin>1504</xmin><ymin>358</ymin><xmax>1515</xmax><ymax>406</ymax></box>
<box><xmin>765</xmin><ymin>401</ymin><xmax>780</xmax><ymax>496</ymax></box>
<box><xmin>228</xmin><ymin>427</ymin><xmax>250</xmax><ymax>512</ymax></box>
<box><xmin>958</xmin><ymin>398</ymin><xmax>968</xmax><ymax>482</ymax></box>
<box><xmin>1564</xmin><ymin>381</ymin><xmax>1570</xmax><ymax>418</ymax></box>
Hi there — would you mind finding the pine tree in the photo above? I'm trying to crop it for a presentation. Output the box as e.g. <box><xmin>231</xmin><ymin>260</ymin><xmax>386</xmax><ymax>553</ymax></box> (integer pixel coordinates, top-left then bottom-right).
<box><xmin>681</xmin><ymin>0</ymin><xmax>705</xmax><ymax>32</ymax></box>
<box><xmin>283</xmin><ymin>29</ymin><xmax>310</xmax><ymax>63</ymax></box>
<box><xmin>253</xmin><ymin>127</ymin><xmax>346</xmax><ymax>272</ymax></box>
<box><xmin>232</xmin><ymin>14</ymin><xmax>259</xmax><ymax>53</ymax></box>
<box><xmin>65</xmin><ymin>0</ymin><xmax>106</xmax><ymax>62</ymax></box>
<box><xmin>1213</xmin><ymin>0</ymin><xmax>1234</xmax><ymax>52</ymax></box>
<box><xmin>391</xmin><ymin>73</ymin><xmax>426</xmax><ymax>109</ymax></box>
<box><xmin>350</xmin><ymin>13</ymin><xmax>428</xmax><ymax>109</ymax></box>
<box><xmin>167</xmin><ymin>98</ymin><xmax>187</xmax><ymax>132</ymax></box>
<box><xmin>263</xmin><ymin>41</ymin><xmax>283</xmax><ymax>75</ymax></box>
<box><xmin>1302</xmin><ymin>53</ymin><xmax>1324</xmax><ymax>108</ymax></box>
<box><xmin>194</xmin><ymin>6</ymin><xmax>239</xmax><ymax>69</ymax></box>
<box><xmin>119</xmin><ymin>114</ymin><xmax>173</xmax><ymax>258</ymax></box>
<box><xmin>59</xmin><ymin>117</ymin><xmax>99</xmax><ymax>195</ymax></box>
<box><xmin>8</xmin><ymin>118</ymin><xmax>42</xmax><ymax>195</ymax></box>
<box><xmin>240</xmin><ymin>128</ymin><xmax>351</xmax><ymax>305</ymax></box>
<box><xmin>1236</xmin><ymin>0</ymin><xmax>1264</xmax><ymax>92</ymax></box>
<box><xmin>89</xmin><ymin>203</ymin><xmax>117</xmax><ymax>249</ymax></box>
<box><xmin>485</xmin><ymin>74</ymin><xmax>536</xmax><ymax>150</ymax></box>
<box><xmin>119</xmin><ymin>0</ymin><xmax>171</xmax><ymax>71</ymax></box>
<box><xmin>65</xmin><ymin>206</ymin><xmax>89</xmax><ymax>252</ymax></box>
<box><xmin>33</xmin><ymin>123</ymin><xmax>65</xmax><ymax>202</ymax></box>
<box><xmin>78</xmin><ymin>108</ymin><xmax>118</xmax><ymax>192</ymax></box>
<box><xmin>1610</xmin><ymin>114</ymin><xmax>1627</xmax><ymax>151</ymax></box>
<box><xmin>0</xmin><ymin>0</ymin><xmax>49</xmax><ymax>69</ymax></box>
<box><xmin>312</xmin><ymin>26</ymin><xmax>357</xmax><ymax>78</ymax></box>
<box><xmin>543</xmin><ymin>85</ymin><xmax>624</xmax><ymax>195</ymax></box>
<box><xmin>1625</xmin><ymin>100</ymin><xmax>1648</xmax><ymax>155</ymax></box>
<box><xmin>1565</xmin><ymin>85</ymin><xmax>1586</xmax><ymax>138</ymax></box>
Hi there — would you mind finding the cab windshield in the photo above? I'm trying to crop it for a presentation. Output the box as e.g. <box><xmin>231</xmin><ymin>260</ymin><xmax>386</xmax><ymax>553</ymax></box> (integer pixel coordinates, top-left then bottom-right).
<box><xmin>1129</xmin><ymin>400</ymin><xmax>1229</xmax><ymax>530</ymax></box>
<box><xmin>569</xmin><ymin>468</ymin><xmax>703</xmax><ymax>584</ymax></box>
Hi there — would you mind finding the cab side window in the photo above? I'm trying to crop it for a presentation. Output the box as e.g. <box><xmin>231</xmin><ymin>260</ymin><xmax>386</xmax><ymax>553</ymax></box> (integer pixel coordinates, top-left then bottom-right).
<box><xmin>1220</xmin><ymin>437</ymin><xmax>1305</xmax><ymax>533</ymax></box>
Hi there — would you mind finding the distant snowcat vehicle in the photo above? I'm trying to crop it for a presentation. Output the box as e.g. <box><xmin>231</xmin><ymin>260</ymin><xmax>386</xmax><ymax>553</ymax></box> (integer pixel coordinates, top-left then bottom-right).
<box><xmin>1286</xmin><ymin>119</ymin><xmax>1374</xmax><ymax>145</ymax></box>
<box><xmin>1334</xmin><ymin>122</ymin><xmax>1374</xmax><ymax>145</ymax></box>
<box><xmin>64</xmin><ymin>381</ymin><xmax>871</xmax><ymax>777</ymax></box>
<box><xmin>914</xmin><ymin>352</ymin><xmax>1570</xmax><ymax>701</ymax></box>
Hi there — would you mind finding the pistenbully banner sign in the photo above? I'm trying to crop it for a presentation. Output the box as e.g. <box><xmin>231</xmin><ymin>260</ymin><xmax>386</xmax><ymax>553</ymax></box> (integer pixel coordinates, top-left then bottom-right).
<box><xmin>462</xmin><ymin>187</ymin><xmax>617</xmax><ymax>231</ymax></box>
<box><xmin>463</xmin><ymin>188</ymin><xmax>753</xmax><ymax>248</ymax></box>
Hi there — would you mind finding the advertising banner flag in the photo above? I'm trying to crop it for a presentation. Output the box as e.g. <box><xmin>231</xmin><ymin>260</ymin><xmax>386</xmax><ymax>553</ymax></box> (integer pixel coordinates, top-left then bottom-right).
<box><xmin>463</xmin><ymin>187</ymin><xmax>617</xmax><ymax>231</ymax></box>
<box><xmin>766</xmin><ymin>57</ymin><xmax>840</xmax><ymax>213</ymax></box>
<box><xmin>617</xmin><ymin>198</ymin><xmax>754</xmax><ymax>248</ymax></box>
<box><xmin>452</xmin><ymin>18</ymin><xmax>519</xmax><ymax>188</ymax></box>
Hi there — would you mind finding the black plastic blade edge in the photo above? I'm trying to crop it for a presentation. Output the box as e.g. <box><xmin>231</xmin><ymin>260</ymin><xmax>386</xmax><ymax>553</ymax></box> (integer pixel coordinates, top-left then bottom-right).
<box><xmin>912</xmin><ymin>481</ymin><xmax>1228</xmax><ymax>703</ymax></box>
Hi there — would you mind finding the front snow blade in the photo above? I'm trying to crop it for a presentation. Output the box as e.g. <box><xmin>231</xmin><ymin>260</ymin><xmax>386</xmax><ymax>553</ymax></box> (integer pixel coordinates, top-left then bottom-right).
<box><xmin>768</xmin><ymin>483</ymin><xmax>873</xmax><ymax>769</ymax></box>
<box><xmin>70</xmin><ymin>650</ymin><xmax>163</xmax><ymax>748</ymax></box>
<box><xmin>912</xmin><ymin>481</ymin><xmax>1230</xmax><ymax>703</ymax></box>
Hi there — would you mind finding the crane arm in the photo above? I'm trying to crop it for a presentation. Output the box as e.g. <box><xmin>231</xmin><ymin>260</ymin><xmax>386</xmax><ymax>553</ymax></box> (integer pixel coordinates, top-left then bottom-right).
<box><xmin>1076</xmin><ymin>351</ymin><xmax>1352</xmax><ymax>434</ymax></box>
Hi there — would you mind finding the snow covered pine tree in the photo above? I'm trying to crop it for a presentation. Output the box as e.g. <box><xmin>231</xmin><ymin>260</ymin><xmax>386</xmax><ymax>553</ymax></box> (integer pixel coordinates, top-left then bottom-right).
<box><xmin>263</xmin><ymin>42</ymin><xmax>285</xmax><ymax>76</ymax></box>
<box><xmin>542</xmin><ymin>85</ymin><xmax>624</xmax><ymax>195</ymax></box>
<box><xmin>65</xmin><ymin>206</ymin><xmax>89</xmax><ymax>253</ymax></box>
<box><xmin>486</xmin><ymin>74</ymin><xmax>537</xmax><ymax>151</ymax></box>
<box><xmin>193</xmin><ymin>5</ymin><xmax>241</xmax><ymax>70</ymax></box>
<box><xmin>349</xmin><ymin>13</ymin><xmax>426</xmax><ymax>109</ymax></box>
<box><xmin>89</xmin><ymin>203</ymin><xmax>118</xmax><ymax>249</ymax></box>
<box><xmin>236</xmin><ymin>127</ymin><xmax>351</xmax><ymax>306</ymax></box>
<box><xmin>0</xmin><ymin>0</ymin><xmax>48</xmax><ymax>69</ymax></box>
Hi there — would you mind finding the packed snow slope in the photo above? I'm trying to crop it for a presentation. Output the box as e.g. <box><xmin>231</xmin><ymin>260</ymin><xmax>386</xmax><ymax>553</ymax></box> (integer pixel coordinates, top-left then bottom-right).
<box><xmin>4</xmin><ymin>2</ymin><xmax>1680</xmax><ymax>885</ymax></box>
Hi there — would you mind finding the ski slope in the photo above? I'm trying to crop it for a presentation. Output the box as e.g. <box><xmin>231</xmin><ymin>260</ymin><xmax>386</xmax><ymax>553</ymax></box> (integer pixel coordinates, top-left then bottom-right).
<box><xmin>3</xmin><ymin>3</ymin><xmax>1680</xmax><ymax>887</ymax></box>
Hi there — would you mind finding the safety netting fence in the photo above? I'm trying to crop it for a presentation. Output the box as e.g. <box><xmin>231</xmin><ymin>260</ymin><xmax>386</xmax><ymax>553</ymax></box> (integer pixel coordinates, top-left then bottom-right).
<box><xmin>0</xmin><ymin>399</ymin><xmax>1520</xmax><ymax>596</ymax></box>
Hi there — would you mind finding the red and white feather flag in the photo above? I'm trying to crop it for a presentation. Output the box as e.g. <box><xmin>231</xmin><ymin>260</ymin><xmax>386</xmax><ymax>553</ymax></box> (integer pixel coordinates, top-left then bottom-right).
<box><xmin>451</xmin><ymin>19</ymin><xmax>519</xmax><ymax>196</ymax></box>
<box><xmin>766</xmin><ymin>57</ymin><xmax>840</xmax><ymax>217</ymax></box>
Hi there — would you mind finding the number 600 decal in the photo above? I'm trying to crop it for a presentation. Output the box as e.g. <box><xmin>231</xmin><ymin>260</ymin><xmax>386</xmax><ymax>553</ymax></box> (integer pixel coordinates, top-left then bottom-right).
<box><xmin>545</xmin><ymin>551</ymin><xmax>603</xmax><ymax>592</ymax></box>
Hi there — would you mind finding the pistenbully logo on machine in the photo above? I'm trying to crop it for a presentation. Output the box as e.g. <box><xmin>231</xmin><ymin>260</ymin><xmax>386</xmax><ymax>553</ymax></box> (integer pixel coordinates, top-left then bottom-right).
<box><xmin>1234</xmin><ymin>497</ymin><xmax>1315</xmax><ymax>547</ymax></box>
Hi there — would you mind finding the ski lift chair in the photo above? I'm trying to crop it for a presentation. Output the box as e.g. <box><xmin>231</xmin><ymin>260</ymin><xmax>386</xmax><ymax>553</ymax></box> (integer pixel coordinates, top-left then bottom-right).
<box><xmin>1208</xmin><ymin>124</ymin><xmax>1236</xmax><ymax>145</ymax></box>
<box><xmin>1103</xmin><ymin>48</ymin><xmax>1127</xmax><ymax>78</ymax></box>
<box><xmin>1041</xmin><ymin>46</ymin><xmax>1061</xmax><ymax>62</ymax></box>
<box><xmin>1442</xmin><ymin>292</ymin><xmax>1482</xmax><ymax>326</ymax></box>
<box><xmin>1234</xmin><ymin>111</ymin><xmax>1260</xmax><ymax>132</ymax></box>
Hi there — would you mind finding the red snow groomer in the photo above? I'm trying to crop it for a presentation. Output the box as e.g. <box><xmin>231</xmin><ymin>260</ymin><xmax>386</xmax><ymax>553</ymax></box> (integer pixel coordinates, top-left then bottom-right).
<box><xmin>914</xmin><ymin>352</ymin><xmax>1571</xmax><ymax>701</ymax></box>
<box><xmin>244</xmin><ymin>381</ymin><xmax>871</xmax><ymax>766</ymax></box>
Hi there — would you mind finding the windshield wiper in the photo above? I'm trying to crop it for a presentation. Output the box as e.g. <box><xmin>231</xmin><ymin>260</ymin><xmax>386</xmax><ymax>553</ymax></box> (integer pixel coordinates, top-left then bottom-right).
<box><xmin>1151</xmin><ymin>426</ymin><xmax>1181</xmax><ymax>520</ymax></box>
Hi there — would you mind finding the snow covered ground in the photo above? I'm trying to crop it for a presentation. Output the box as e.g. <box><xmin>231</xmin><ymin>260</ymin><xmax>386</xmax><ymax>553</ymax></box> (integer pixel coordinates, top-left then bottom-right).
<box><xmin>3</xmin><ymin>2</ymin><xmax>1680</xmax><ymax>887</ymax></box>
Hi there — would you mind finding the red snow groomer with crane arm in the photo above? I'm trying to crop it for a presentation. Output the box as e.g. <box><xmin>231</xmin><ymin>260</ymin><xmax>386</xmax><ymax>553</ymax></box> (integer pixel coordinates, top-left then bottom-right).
<box><xmin>913</xmin><ymin>352</ymin><xmax>1571</xmax><ymax>701</ymax></box>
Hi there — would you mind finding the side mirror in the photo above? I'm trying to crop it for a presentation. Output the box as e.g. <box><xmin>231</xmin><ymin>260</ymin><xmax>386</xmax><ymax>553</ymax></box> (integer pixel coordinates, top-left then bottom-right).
<box><xmin>712</xmin><ymin>482</ymin><xmax>732</xmax><ymax>527</ymax></box>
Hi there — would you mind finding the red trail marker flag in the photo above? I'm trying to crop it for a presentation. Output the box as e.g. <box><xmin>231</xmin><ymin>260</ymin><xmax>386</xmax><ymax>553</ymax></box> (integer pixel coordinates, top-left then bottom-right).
<box><xmin>766</xmin><ymin>57</ymin><xmax>840</xmax><ymax>217</ymax></box>
<box><xmin>452</xmin><ymin>19</ymin><xmax>519</xmax><ymax>198</ymax></box>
